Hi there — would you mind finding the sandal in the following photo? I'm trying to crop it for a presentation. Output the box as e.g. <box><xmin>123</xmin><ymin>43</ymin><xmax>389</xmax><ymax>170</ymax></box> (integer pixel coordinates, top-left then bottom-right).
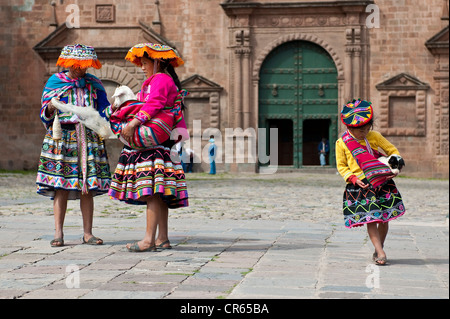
<box><xmin>127</xmin><ymin>242</ymin><xmax>157</xmax><ymax>252</ymax></box>
<box><xmin>157</xmin><ymin>240</ymin><xmax>172</xmax><ymax>250</ymax></box>
<box><xmin>374</xmin><ymin>256</ymin><xmax>387</xmax><ymax>265</ymax></box>
<box><xmin>50</xmin><ymin>238</ymin><xmax>64</xmax><ymax>247</ymax></box>
<box><xmin>82</xmin><ymin>235</ymin><xmax>103</xmax><ymax>245</ymax></box>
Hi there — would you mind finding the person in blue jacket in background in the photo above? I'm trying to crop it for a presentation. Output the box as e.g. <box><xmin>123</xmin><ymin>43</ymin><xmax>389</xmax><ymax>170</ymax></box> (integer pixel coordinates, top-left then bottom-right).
<box><xmin>208</xmin><ymin>136</ymin><xmax>217</xmax><ymax>174</ymax></box>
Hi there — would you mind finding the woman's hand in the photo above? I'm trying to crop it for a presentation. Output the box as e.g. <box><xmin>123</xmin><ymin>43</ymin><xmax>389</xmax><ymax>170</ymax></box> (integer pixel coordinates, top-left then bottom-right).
<box><xmin>45</xmin><ymin>100</ymin><xmax>56</xmax><ymax>118</ymax></box>
<box><xmin>121</xmin><ymin>118</ymin><xmax>141</xmax><ymax>145</ymax></box>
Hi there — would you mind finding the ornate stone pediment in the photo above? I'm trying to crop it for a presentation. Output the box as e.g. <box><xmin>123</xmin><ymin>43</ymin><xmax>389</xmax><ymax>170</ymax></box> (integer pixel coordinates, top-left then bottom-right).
<box><xmin>182</xmin><ymin>74</ymin><xmax>223</xmax><ymax>93</ymax></box>
<box><xmin>181</xmin><ymin>74</ymin><xmax>223</xmax><ymax>129</ymax></box>
<box><xmin>425</xmin><ymin>25</ymin><xmax>449</xmax><ymax>55</ymax></box>
<box><xmin>376</xmin><ymin>73</ymin><xmax>430</xmax><ymax>91</ymax></box>
<box><xmin>376</xmin><ymin>73</ymin><xmax>429</xmax><ymax>137</ymax></box>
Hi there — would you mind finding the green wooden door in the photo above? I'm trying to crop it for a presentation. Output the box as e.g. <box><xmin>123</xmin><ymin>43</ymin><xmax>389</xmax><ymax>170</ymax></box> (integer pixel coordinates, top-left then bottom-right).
<box><xmin>259</xmin><ymin>41</ymin><xmax>338</xmax><ymax>168</ymax></box>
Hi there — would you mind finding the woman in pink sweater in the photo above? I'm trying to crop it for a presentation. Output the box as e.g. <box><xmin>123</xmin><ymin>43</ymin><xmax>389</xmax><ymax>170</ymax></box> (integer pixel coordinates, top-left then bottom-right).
<box><xmin>109</xmin><ymin>43</ymin><xmax>189</xmax><ymax>252</ymax></box>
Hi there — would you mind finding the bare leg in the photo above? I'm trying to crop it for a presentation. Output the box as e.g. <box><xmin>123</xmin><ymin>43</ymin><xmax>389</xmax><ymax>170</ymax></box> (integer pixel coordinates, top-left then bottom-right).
<box><xmin>80</xmin><ymin>192</ymin><xmax>102</xmax><ymax>244</ymax></box>
<box><xmin>156</xmin><ymin>202</ymin><xmax>170</xmax><ymax>247</ymax></box>
<box><xmin>377</xmin><ymin>222</ymin><xmax>389</xmax><ymax>247</ymax></box>
<box><xmin>371</xmin><ymin>222</ymin><xmax>389</xmax><ymax>258</ymax></box>
<box><xmin>126</xmin><ymin>195</ymin><xmax>163</xmax><ymax>250</ymax></box>
<box><xmin>52</xmin><ymin>190</ymin><xmax>69</xmax><ymax>246</ymax></box>
<box><xmin>367</xmin><ymin>222</ymin><xmax>387</xmax><ymax>265</ymax></box>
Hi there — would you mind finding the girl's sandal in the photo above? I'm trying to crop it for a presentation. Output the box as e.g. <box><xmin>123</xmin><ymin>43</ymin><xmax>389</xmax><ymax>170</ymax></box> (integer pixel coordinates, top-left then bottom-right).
<box><xmin>375</xmin><ymin>256</ymin><xmax>387</xmax><ymax>265</ymax></box>
<box><xmin>50</xmin><ymin>238</ymin><xmax>64</xmax><ymax>247</ymax></box>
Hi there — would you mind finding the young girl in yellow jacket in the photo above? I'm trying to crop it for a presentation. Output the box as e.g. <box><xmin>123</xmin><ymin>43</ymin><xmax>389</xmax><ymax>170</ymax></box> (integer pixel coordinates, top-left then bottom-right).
<box><xmin>335</xmin><ymin>99</ymin><xmax>406</xmax><ymax>265</ymax></box>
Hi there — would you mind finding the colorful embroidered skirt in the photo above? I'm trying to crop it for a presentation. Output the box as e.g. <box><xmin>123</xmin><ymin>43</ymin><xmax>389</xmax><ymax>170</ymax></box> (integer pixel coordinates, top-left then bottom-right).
<box><xmin>343</xmin><ymin>179</ymin><xmax>405</xmax><ymax>228</ymax></box>
<box><xmin>36</xmin><ymin>125</ymin><xmax>111</xmax><ymax>199</ymax></box>
<box><xmin>108</xmin><ymin>145</ymin><xmax>188</xmax><ymax>208</ymax></box>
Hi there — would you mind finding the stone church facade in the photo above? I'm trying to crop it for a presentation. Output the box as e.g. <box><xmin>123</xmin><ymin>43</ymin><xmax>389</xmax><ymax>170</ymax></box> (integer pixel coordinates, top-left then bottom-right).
<box><xmin>0</xmin><ymin>0</ymin><xmax>448</xmax><ymax>178</ymax></box>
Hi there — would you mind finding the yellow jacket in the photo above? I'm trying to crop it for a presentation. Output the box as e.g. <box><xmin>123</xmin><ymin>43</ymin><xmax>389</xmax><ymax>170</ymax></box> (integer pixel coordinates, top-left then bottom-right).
<box><xmin>335</xmin><ymin>130</ymin><xmax>400</xmax><ymax>183</ymax></box>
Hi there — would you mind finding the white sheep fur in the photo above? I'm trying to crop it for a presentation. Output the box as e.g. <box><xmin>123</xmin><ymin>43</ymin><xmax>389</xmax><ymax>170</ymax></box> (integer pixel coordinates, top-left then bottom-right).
<box><xmin>112</xmin><ymin>85</ymin><xmax>138</xmax><ymax>107</ymax></box>
<box><xmin>51</xmin><ymin>97</ymin><xmax>117</xmax><ymax>139</ymax></box>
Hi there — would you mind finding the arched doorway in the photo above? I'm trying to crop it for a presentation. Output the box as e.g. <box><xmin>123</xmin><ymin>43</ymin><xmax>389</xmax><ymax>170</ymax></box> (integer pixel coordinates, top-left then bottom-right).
<box><xmin>258</xmin><ymin>40</ymin><xmax>338</xmax><ymax>168</ymax></box>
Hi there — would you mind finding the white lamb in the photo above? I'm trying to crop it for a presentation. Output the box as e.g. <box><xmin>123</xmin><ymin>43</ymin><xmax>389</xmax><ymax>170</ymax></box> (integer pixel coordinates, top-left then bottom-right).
<box><xmin>111</xmin><ymin>85</ymin><xmax>137</xmax><ymax>107</ymax></box>
<box><xmin>51</xmin><ymin>97</ymin><xmax>117</xmax><ymax>139</ymax></box>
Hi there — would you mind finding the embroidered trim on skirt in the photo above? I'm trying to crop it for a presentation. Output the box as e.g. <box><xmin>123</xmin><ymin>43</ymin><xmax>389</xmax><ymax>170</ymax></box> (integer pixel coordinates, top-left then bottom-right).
<box><xmin>36</xmin><ymin>125</ymin><xmax>111</xmax><ymax>199</ymax></box>
<box><xmin>108</xmin><ymin>145</ymin><xmax>188</xmax><ymax>208</ymax></box>
<box><xmin>343</xmin><ymin>179</ymin><xmax>405</xmax><ymax>228</ymax></box>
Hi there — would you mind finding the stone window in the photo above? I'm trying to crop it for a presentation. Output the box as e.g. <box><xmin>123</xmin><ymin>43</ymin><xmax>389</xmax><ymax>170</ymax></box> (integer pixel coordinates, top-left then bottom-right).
<box><xmin>376</xmin><ymin>73</ymin><xmax>429</xmax><ymax>136</ymax></box>
<box><xmin>388</xmin><ymin>96</ymin><xmax>418</xmax><ymax>128</ymax></box>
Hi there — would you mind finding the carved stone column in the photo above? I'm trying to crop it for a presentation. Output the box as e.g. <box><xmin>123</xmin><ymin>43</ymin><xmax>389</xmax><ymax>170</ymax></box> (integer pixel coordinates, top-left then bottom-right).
<box><xmin>234</xmin><ymin>47</ymin><xmax>243</xmax><ymax>128</ymax></box>
<box><xmin>234</xmin><ymin>28</ymin><xmax>252</xmax><ymax>129</ymax></box>
<box><xmin>353</xmin><ymin>46</ymin><xmax>362</xmax><ymax>98</ymax></box>
<box><xmin>345</xmin><ymin>27</ymin><xmax>363</xmax><ymax>101</ymax></box>
<box><xmin>242</xmin><ymin>48</ymin><xmax>251</xmax><ymax>129</ymax></box>
<box><xmin>344</xmin><ymin>45</ymin><xmax>353</xmax><ymax>101</ymax></box>
<box><xmin>353</xmin><ymin>28</ymin><xmax>362</xmax><ymax>98</ymax></box>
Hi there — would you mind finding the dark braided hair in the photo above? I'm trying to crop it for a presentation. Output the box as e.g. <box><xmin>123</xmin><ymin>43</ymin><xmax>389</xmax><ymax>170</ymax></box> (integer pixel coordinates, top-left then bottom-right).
<box><xmin>160</xmin><ymin>59</ymin><xmax>185</xmax><ymax>110</ymax></box>
<box><xmin>165</xmin><ymin>63</ymin><xmax>182</xmax><ymax>90</ymax></box>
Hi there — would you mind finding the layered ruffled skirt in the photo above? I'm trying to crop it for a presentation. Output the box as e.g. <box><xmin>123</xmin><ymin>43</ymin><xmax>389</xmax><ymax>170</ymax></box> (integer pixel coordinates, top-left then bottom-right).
<box><xmin>36</xmin><ymin>124</ymin><xmax>111</xmax><ymax>199</ymax></box>
<box><xmin>108</xmin><ymin>145</ymin><xmax>188</xmax><ymax>208</ymax></box>
<box><xmin>343</xmin><ymin>179</ymin><xmax>405</xmax><ymax>228</ymax></box>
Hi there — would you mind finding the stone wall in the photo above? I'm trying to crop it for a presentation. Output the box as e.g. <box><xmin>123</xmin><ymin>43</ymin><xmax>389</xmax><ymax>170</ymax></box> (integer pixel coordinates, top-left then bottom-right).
<box><xmin>368</xmin><ymin>0</ymin><xmax>449</xmax><ymax>178</ymax></box>
<box><xmin>0</xmin><ymin>0</ymin><xmax>448</xmax><ymax>178</ymax></box>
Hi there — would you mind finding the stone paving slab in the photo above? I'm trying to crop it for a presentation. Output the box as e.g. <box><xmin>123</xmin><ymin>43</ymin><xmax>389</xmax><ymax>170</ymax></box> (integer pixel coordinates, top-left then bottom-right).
<box><xmin>0</xmin><ymin>172</ymin><xmax>448</xmax><ymax>303</ymax></box>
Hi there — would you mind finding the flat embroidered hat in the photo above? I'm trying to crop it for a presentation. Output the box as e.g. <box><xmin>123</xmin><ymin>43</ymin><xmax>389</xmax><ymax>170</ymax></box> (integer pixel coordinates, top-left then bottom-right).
<box><xmin>125</xmin><ymin>43</ymin><xmax>184</xmax><ymax>67</ymax></box>
<box><xmin>340</xmin><ymin>99</ymin><xmax>373</xmax><ymax>127</ymax></box>
<box><xmin>56</xmin><ymin>44</ymin><xmax>102</xmax><ymax>69</ymax></box>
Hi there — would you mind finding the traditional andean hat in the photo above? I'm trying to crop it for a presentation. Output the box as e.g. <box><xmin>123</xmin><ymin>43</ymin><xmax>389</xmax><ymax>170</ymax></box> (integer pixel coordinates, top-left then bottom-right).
<box><xmin>340</xmin><ymin>99</ymin><xmax>373</xmax><ymax>127</ymax></box>
<box><xmin>125</xmin><ymin>43</ymin><xmax>184</xmax><ymax>67</ymax></box>
<box><xmin>56</xmin><ymin>44</ymin><xmax>102</xmax><ymax>69</ymax></box>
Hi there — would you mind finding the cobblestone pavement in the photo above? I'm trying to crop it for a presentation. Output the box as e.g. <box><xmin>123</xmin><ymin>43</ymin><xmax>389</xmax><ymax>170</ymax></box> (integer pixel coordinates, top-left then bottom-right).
<box><xmin>0</xmin><ymin>171</ymin><xmax>448</xmax><ymax>302</ymax></box>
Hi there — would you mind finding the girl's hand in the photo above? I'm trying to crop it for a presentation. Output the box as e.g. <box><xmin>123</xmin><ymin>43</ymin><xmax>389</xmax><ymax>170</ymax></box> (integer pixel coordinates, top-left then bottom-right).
<box><xmin>111</xmin><ymin>100</ymin><xmax>122</xmax><ymax>112</ymax></box>
<box><xmin>386</xmin><ymin>172</ymin><xmax>398</xmax><ymax>180</ymax></box>
<box><xmin>355</xmin><ymin>178</ymin><xmax>370</xmax><ymax>189</ymax></box>
<box><xmin>121</xmin><ymin>118</ymin><xmax>141</xmax><ymax>145</ymax></box>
